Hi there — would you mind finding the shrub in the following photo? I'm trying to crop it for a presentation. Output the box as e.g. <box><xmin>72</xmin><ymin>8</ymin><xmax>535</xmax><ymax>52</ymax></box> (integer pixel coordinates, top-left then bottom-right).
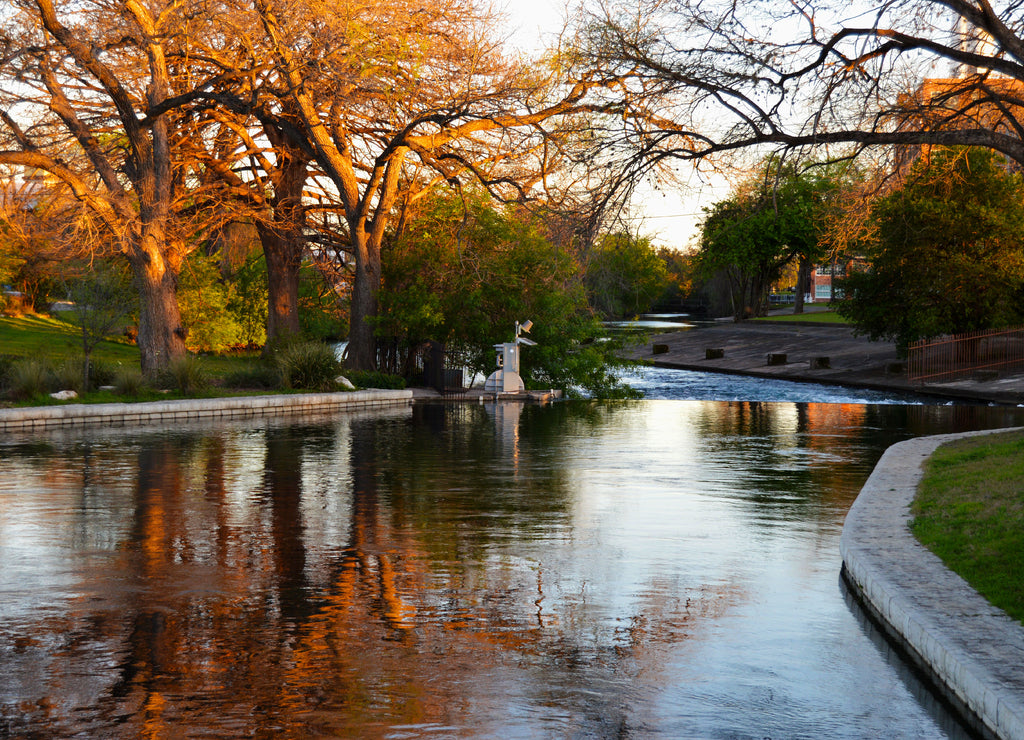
<box><xmin>345</xmin><ymin>369</ymin><xmax>406</xmax><ymax>390</ymax></box>
<box><xmin>157</xmin><ymin>355</ymin><xmax>210</xmax><ymax>395</ymax></box>
<box><xmin>222</xmin><ymin>362</ymin><xmax>282</xmax><ymax>390</ymax></box>
<box><xmin>8</xmin><ymin>357</ymin><xmax>51</xmax><ymax>399</ymax></box>
<box><xmin>51</xmin><ymin>358</ymin><xmax>84</xmax><ymax>393</ymax></box>
<box><xmin>89</xmin><ymin>359</ymin><xmax>119</xmax><ymax>387</ymax></box>
<box><xmin>0</xmin><ymin>354</ymin><xmax>18</xmax><ymax>392</ymax></box>
<box><xmin>113</xmin><ymin>366</ymin><xmax>146</xmax><ymax>397</ymax></box>
<box><xmin>275</xmin><ymin>341</ymin><xmax>341</xmax><ymax>390</ymax></box>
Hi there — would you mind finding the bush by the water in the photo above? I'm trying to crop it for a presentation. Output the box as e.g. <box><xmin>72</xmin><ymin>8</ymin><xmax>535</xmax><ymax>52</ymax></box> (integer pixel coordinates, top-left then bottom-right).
<box><xmin>113</xmin><ymin>366</ymin><xmax>146</xmax><ymax>396</ymax></box>
<box><xmin>345</xmin><ymin>369</ymin><xmax>406</xmax><ymax>390</ymax></box>
<box><xmin>222</xmin><ymin>363</ymin><xmax>282</xmax><ymax>390</ymax></box>
<box><xmin>7</xmin><ymin>357</ymin><xmax>51</xmax><ymax>399</ymax></box>
<box><xmin>0</xmin><ymin>354</ymin><xmax>17</xmax><ymax>392</ymax></box>
<box><xmin>157</xmin><ymin>355</ymin><xmax>210</xmax><ymax>395</ymax></box>
<box><xmin>275</xmin><ymin>341</ymin><xmax>341</xmax><ymax>390</ymax></box>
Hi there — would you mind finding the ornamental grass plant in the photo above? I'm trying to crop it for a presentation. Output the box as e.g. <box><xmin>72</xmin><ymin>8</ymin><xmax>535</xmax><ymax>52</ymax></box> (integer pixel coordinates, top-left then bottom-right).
<box><xmin>274</xmin><ymin>340</ymin><xmax>342</xmax><ymax>391</ymax></box>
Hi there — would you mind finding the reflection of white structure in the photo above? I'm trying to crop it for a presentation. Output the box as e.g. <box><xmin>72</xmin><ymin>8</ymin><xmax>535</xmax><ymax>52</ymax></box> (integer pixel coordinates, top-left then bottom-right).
<box><xmin>484</xmin><ymin>401</ymin><xmax>523</xmax><ymax>467</ymax></box>
<box><xmin>484</xmin><ymin>320</ymin><xmax>536</xmax><ymax>394</ymax></box>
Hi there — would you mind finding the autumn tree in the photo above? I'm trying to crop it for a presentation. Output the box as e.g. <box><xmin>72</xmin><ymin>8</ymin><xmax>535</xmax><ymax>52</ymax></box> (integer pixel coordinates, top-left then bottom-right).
<box><xmin>0</xmin><ymin>0</ymin><xmax>221</xmax><ymax>373</ymax></box>
<box><xmin>0</xmin><ymin>172</ymin><xmax>69</xmax><ymax>311</ymax></box>
<box><xmin>210</xmin><ymin>0</ymin><xmax>625</xmax><ymax>371</ymax></box>
<box><xmin>176</xmin><ymin>95</ymin><xmax>315</xmax><ymax>349</ymax></box>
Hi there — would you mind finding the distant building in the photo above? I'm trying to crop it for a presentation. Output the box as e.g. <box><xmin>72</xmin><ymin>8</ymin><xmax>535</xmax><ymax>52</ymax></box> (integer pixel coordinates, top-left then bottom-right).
<box><xmin>807</xmin><ymin>257</ymin><xmax>867</xmax><ymax>303</ymax></box>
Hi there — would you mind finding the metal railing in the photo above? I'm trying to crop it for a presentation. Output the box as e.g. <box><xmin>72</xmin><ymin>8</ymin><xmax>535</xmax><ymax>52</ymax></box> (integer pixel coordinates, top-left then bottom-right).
<box><xmin>907</xmin><ymin>326</ymin><xmax>1024</xmax><ymax>382</ymax></box>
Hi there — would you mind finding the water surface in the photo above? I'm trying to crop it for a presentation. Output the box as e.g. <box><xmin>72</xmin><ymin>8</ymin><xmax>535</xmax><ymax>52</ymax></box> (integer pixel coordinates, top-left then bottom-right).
<box><xmin>2</xmin><ymin>379</ymin><xmax>1022</xmax><ymax>738</ymax></box>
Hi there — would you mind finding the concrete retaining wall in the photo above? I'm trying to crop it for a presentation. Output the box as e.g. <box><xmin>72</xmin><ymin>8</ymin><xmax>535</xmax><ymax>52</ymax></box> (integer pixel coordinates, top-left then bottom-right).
<box><xmin>840</xmin><ymin>430</ymin><xmax>1024</xmax><ymax>740</ymax></box>
<box><xmin>0</xmin><ymin>389</ymin><xmax>413</xmax><ymax>432</ymax></box>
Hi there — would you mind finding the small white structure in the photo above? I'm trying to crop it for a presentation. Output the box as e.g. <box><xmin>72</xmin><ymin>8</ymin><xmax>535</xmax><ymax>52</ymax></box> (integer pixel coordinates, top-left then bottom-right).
<box><xmin>484</xmin><ymin>320</ymin><xmax>536</xmax><ymax>394</ymax></box>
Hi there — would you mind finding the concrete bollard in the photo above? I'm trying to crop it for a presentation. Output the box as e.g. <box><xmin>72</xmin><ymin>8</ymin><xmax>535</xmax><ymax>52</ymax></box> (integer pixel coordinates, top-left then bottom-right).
<box><xmin>705</xmin><ymin>347</ymin><xmax>725</xmax><ymax>360</ymax></box>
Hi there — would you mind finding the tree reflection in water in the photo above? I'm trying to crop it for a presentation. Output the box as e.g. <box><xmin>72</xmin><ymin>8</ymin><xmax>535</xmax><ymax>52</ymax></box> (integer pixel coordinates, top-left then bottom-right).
<box><xmin>1</xmin><ymin>400</ymin><xmax>1021</xmax><ymax>738</ymax></box>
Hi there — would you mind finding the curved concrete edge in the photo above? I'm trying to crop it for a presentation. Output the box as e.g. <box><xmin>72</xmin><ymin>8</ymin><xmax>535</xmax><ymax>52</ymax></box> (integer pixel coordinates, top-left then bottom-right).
<box><xmin>841</xmin><ymin>429</ymin><xmax>1024</xmax><ymax>740</ymax></box>
<box><xmin>0</xmin><ymin>389</ymin><xmax>414</xmax><ymax>431</ymax></box>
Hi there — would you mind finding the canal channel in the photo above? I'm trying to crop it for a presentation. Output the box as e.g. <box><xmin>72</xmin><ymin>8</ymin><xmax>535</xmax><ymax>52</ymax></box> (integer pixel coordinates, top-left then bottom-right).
<box><xmin>2</xmin><ymin>367</ymin><xmax>1022</xmax><ymax>738</ymax></box>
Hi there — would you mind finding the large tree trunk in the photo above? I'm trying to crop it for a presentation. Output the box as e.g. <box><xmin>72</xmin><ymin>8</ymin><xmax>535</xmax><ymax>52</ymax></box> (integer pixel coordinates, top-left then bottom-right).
<box><xmin>130</xmin><ymin>235</ymin><xmax>187</xmax><ymax>375</ymax></box>
<box><xmin>346</xmin><ymin>229</ymin><xmax>380</xmax><ymax>371</ymax></box>
<box><xmin>258</xmin><ymin>223</ymin><xmax>302</xmax><ymax>346</ymax></box>
<box><xmin>260</xmin><ymin>130</ymin><xmax>309</xmax><ymax>349</ymax></box>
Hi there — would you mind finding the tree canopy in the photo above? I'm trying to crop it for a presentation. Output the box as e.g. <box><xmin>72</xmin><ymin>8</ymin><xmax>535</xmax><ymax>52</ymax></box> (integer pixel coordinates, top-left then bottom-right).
<box><xmin>0</xmin><ymin>0</ymin><xmax>631</xmax><ymax>375</ymax></box>
<box><xmin>837</xmin><ymin>147</ymin><xmax>1024</xmax><ymax>350</ymax></box>
<box><xmin>584</xmin><ymin>232</ymin><xmax>669</xmax><ymax>319</ymax></box>
<box><xmin>697</xmin><ymin>160</ymin><xmax>848</xmax><ymax>320</ymax></box>
<box><xmin>375</xmin><ymin>189</ymin><xmax>640</xmax><ymax>397</ymax></box>
<box><xmin>575</xmin><ymin>0</ymin><xmax>1024</xmax><ymax>169</ymax></box>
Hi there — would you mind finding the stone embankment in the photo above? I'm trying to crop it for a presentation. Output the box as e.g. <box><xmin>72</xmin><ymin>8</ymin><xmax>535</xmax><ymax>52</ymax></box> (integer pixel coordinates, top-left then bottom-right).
<box><xmin>0</xmin><ymin>389</ymin><xmax>413</xmax><ymax>432</ymax></box>
<box><xmin>842</xmin><ymin>430</ymin><xmax>1024</xmax><ymax>740</ymax></box>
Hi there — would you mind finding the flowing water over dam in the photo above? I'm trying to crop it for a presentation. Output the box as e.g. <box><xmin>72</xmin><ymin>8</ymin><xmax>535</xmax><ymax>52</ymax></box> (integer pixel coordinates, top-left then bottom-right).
<box><xmin>2</xmin><ymin>369</ymin><xmax>1022</xmax><ymax>738</ymax></box>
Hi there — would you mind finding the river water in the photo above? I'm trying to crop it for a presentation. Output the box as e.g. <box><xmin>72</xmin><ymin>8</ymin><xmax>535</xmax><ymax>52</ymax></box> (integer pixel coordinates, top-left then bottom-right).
<box><xmin>2</xmin><ymin>369</ymin><xmax>1023</xmax><ymax>739</ymax></box>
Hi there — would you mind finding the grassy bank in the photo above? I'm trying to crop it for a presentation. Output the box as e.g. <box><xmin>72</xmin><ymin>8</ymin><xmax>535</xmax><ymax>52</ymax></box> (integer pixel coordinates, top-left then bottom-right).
<box><xmin>911</xmin><ymin>429</ymin><xmax>1024</xmax><ymax>625</ymax></box>
<box><xmin>0</xmin><ymin>314</ymin><xmax>139</xmax><ymax>363</ymax></box>
<box><xmin>756</xmin><ymin>310</ymin><xmax>849</xmax><ymax>324</ymax></box>
<box><xmin>1</xmin><ymin>314</ymin><xmax>400</xmax><ymax>405</ymax></box>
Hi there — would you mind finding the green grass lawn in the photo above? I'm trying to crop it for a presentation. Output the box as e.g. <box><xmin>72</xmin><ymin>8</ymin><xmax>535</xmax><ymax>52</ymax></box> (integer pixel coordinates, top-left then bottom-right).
<box><xmin>0</xmin><ymin>314</ymin><xmax>140</xmax><ymax>363</ymax></box>
<box><xmin>0</xmin><ymin>313</ymin><xmax>380</xmax><ymax>406</ymax></box>
<box><xmin>911</xmin><ymin>429</ymin><xmax>1024</xmax><ymax>625</ymax></box>
<box><xmin>1</xmin><ymin>314</ymin><xmax>266</xmax><ymax>372</ymax></box>
<box><xmin>756</xmin><ymin>310</ymin><xmax>849</xmax><ymax>324</ymax></box>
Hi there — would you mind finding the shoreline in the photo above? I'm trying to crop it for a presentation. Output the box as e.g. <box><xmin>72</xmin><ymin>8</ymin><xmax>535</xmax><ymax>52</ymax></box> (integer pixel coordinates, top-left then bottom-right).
<box><xmin>841</xmin><ymin>430</ymin><xmax>1024</xmax><ymax>740</ymax></box>
<box><xmin>0</xmin><ymin>389</ymin><xmax>414</xmax><ymax>432</ymax></box>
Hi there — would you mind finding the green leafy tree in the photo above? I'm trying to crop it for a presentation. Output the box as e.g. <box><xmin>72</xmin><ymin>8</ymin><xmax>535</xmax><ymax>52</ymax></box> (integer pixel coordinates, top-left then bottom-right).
<box><xmin>297</xmin><ymin>263</ymin><xmax>347</xmax><ymax>343</ymax></box>
<box><xmin>375</xmin><ymin>190</ymin><xmax>639</xmax><ymax>398</ymax></box>
<box><xmin>837</xmin><ymin>147</ymin><xmax>1024</xmax><ymax>352</ymax></box>
<box><xmin>63</xmin><ymin>262</ymin><xmax>138</xmax><ymax>390</ymax></box>
<box><xmin>226</xmin><ymin>252</ymin><xmax>270</xmax><ymax>348</ymax></box>
<box><xmin>585</xmin><ymin>232</ymin><xmax>669</xmax><ymax>319</ymax></box>
<box><xmin>177</xmin><ymin>253</ymin><xmax>244</xmax><ymax>353</ymax></box>
<box><xmin>698</xmin><ymin>161</ymin><xmax>846</xmax><ymax>320</ymax></box>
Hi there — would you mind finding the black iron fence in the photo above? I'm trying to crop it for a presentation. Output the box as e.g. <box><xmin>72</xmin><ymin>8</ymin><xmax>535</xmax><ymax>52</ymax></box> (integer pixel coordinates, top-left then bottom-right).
<box><xmin>907</xmin><ymin>326</ymin><xmax>1024</xmax><ymax>382</ymax></box>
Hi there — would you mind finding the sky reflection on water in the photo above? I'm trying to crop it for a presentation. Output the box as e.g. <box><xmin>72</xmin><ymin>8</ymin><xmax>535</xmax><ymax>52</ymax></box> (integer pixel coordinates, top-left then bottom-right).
<box><xmin>2</xmin><ymin>380</ymin><xmax>1022</xmax><ymax>738</ymax></box>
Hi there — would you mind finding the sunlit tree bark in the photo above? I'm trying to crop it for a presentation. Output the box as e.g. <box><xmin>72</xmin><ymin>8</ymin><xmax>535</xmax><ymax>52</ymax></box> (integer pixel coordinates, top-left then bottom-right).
<box><xmin>0</xmin><ymin>0</ymin><xmax>214</xmax><ymax>373</ymax></box>
<box><xmin>180</xmin><ymin>104</ymin><xmax>314</xmax><ymax>348</ymax></box>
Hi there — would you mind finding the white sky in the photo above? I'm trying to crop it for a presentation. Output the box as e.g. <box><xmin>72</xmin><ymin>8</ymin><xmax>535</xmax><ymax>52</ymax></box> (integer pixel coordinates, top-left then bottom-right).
<box><xmin>501</xmin><ymin>0</ymin><xmax>727</xmax><ymax>251</ymax></box>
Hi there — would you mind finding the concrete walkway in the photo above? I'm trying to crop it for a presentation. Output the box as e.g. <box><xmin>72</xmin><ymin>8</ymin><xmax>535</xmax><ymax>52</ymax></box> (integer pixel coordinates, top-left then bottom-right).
<box><xmin>841</xmin><ymin>430</ymin><xmax>1024</xmax><ymax>740</ymax></box>
<box><xmin>0</xmin><ymin>388</ymin><xmax>413</xmax><ymax>432</ymax></box>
